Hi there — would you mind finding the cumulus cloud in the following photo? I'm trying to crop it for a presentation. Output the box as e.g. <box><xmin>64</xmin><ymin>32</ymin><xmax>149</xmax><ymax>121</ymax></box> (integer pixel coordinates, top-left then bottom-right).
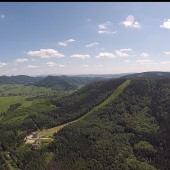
<box><xmin>58</xmin><ymin>42</ymin><xmax>67</xmax><ymax>47</ymax></box>
<box><xmin>15</xmin><ymin>58</ymin><xmax>29</xmax><ymax>63</ymax></box>
<box><xmin>96</xmin><ymin>52</ymin><xmax>115</xmax><ymax>58</ymax></box>
<box><xmin>0</xmin><ymin>14</ymin><xmax>5</xmax><ymax>19</ymax></box>
<box><xmin>163</xmin><ymin>51</ymin><xmax>170</xmax><ymax>55</ymax></box>
<box><xmin>122</xmin><ymin>15</ymin><xmax>141</xmax><ymax>28</ymax></box>
<box><xmin>70</xmin><ymin>54</ymin><xmax>90</xmax><ymax>59</ymax></box>
<box><xmin>115</xmin><ymin>50</ymin><xmax>129</xmax><ymax>57</ymax></box>
<box><xmin>27</xmin><ymin>65</ymin><xmax>38</xmax><ymax>68</ymax></box>
<box><xmin>140</xmin><ymin>52</ymin><xmax>149</xmax><ymax>57</ymax></box>
<box><xmin>98</xmin><ymin>21</ymin><xmax>117</xmax><ymax>34</ymax></box>
<box><xmin>58</xmin><ymin>38</ymin><xmax>75</xmax><ymax>46</ymax></box>
<box><xmin>86</xmin><ymin>42</ymin><xmax>99</xmax><ymax>48</ymax></box>
<box><xmin>160</xmin><ymin>19</ymin><xmax>170</xmax><ymax>29</ymax></box>
<box><xmin>26</xmin><ymin>49</ymin><xmax>65</xmax><ymax>58</ymax></box>
<box><xmin>46</xmin><ymin>62</ymin><xmax>57</xmax><ymax>67</ymax></box>
<box><xmin>0</xmin><ymin>62</ymin><xmax>7</xmax><ymax>68</ymax></box>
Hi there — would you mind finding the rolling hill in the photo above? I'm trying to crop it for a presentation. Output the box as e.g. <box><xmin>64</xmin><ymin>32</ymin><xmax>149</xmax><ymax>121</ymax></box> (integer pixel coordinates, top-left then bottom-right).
<box><xmin>35</xmin><ymin>75</ymin><xmax>106</xmax><ymax>91</ymax></box>
<box><xmin>0</xmin><ymin>75</ymin><xmax>44</xmax><ymax>84</ymax></box>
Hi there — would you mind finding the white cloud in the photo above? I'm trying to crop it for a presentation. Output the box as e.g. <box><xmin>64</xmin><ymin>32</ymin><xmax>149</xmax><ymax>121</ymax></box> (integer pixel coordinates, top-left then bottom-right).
<box><xmin>46</xmin><ymin>62</ymin><xmax>57</xmax><ymax>67</ymax></box>
<box><xmin>26</xmin><ymin>49</ymin><xmax>65</xmax><ymax>58</ymax></box>
<box><xmin>0</xmin><ymin>14</ymin><xmax>5</xmax><ymax>19</ymax></box>
<box><xmin>99</xmin><ymin>22</ymin><xmax>111</xmax><ymax>30</ymax></box>
<box><xmin>115</xmin><ymin>50</ymin><xmax>129</xmax><ymax>57</ymax></box>
<box><xmin>58</xmin><ymin>42</ymin><xmax>67</xmax><ymax>47</ymax></box>
<box><xmin>15</xmin><ymin>58</ymin><xmax>29</xmax><ymax>63</ymax></box>
<box><xmin>140</xmin><ymin>52</ymin><xmax>149</xmax><ymax>57</ymax></box>
<box><xmin>119</xmin><ymin>48</ymin><xmax>132</xmax><ymax>52</ymax></box>
<box><xmin>96</xmin><ymin>52</ymin><xmax>115</xmax><ymax>58</ymax></box>
<box><xmin>98</xmin><ymin>21</ymin><xmax>117</xmax><ymax>34</ymax></box>
<box><xmin>0</xmin><ymin>62</ymin><xmax>7</xmax><ymax>68</ymax></box>
<box><xmin>160</xmin><ymin>19</ymin><xmax>170</xmax><ymax>29</ymax></box>
<box><xmin>65</xmin><ymin>39</ymin><xmax>75</xmax><ymax>43</ymax></box>
<box><xmin>58</xmin><ymin>38</ymin><xmax>75</xmax><ymax>47</ymax></box>
<box><xmin>27</xmin><ymin>65</ymin><xmax>38</xmax><ymax>68</ymax></box>
<box><xmin>70</xmin><ymin>54</ymin><xmax>90</xmax><ymax>59</ymax></box>
<box><xmin>58</xmin><ymin>64</ymin><xmax>65</xmax><ymax>67</ymax></box>
<box><xmin>163</xmin><ymin>51</ymin><xmax>170</xmax><ymax>56</ymax></box>
<box><xmin>98</xmin><ymin>30</ymin><xmax>117</xmax><ymax>34</ymax></box>
<box><xmin>96</xmin><ymin>65</ymin><xmax>103</xmax><ymax>67</ymax></box>
<box><xmin>122</xmin><ymin>15</ymin><xmax>141</xmax><ymax>28</ymax></box>
<box><xmin>86</xmin><ymin>42</ymin><xmax>99</xmax><ymax>48</ymax></box>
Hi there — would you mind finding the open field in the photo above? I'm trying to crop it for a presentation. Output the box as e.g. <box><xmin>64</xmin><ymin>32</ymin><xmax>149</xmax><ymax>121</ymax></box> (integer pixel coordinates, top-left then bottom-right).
<box><xmin>0</xmin><ymin>84</ymin><xmax>57</xmax><ymax>97</ymax></box>
<box><xmin>0</xmin><ymin>96</ymin><xmax>32</xmax><ymax>113</ymax></box>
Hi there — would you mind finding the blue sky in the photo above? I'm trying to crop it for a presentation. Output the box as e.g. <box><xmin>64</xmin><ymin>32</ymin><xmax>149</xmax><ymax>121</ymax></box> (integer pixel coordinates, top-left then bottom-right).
<box><xmin>1</xmin><ymin>2</ymin><xmax>170</xmax><ymax>76</ymax></box>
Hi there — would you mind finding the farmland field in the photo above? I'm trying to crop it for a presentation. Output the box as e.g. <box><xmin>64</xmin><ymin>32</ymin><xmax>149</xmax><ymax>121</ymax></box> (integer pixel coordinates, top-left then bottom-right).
<box><xmin>0</xmin><ymin>96</ymin><xmax>32</xmax><ymax>113</ymax></box>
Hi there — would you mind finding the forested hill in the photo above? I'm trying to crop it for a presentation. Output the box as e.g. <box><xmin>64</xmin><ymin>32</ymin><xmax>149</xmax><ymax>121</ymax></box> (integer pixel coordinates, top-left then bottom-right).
<box><xmin>35</xmin><ymin>75</ymin><xmax>106</xmax><ymax>91</ymax></box>
<box><xmin>0</xmin><ymin>75</ymin><xmax>44</xmax><ymax>84</ymax></box>
<box><xmin>0</xmin><ymin>75</ymin><xmax>106</xmax><ymax>91</ymax></box>
<box><xmin>122</xmin><ymin>71</ymin><xmax>170</xmax><ymax>79</ymax></box>
<box><xmin>46</xmin><ymin>78</ymin><xmax>170</xmax><ymax>170</ymax></box>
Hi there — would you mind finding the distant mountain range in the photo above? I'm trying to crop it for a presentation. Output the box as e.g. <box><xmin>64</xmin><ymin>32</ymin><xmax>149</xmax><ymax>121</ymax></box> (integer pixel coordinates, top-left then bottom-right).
<box><xmin>35</xmin><ymin>75</ymin><xmax>106</xmax><ymax>91</ymax></box>
<box><xmin>0</xmin><ymin>71</ymin><xmax>170</xmax><ymax>91</ymax></box>
<box><xmin>0</xmin><ymin>75</ymin><xmax>44</xmax><ymax>84</ymax></box>
<box><xmin>122</xmin><ymin>71</ymin><xmax>170</xmax><ymax>79</ymax></box>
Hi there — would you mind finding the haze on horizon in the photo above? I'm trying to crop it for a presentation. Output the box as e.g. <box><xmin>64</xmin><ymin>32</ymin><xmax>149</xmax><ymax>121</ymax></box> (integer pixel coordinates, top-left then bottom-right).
<box><xmin>1</xmin><ymin>2</ymin><xmax>170</xmax><ymax>76</ymax></box>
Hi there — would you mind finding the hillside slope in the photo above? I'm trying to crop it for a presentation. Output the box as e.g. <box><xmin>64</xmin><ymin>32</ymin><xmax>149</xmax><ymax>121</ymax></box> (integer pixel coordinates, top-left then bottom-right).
<box><xmin>35</xmin><ymin>75</ymin><xmax>106</xmax><ymax>91</ymax></box>
<box><xmin>46</xmin><ymin>78</ymin><xmax>170</xmax><ymax>170</ymax></box>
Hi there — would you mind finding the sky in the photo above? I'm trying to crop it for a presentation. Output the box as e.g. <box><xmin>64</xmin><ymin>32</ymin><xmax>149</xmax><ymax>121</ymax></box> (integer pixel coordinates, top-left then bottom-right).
<box><xmin>1</xmin><ymin>2</ymin><xmax>170</xmax><ymax>76</ymax></box>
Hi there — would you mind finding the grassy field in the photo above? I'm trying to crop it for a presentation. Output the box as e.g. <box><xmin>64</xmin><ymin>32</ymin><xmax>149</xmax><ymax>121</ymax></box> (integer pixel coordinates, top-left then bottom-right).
<box><xmin>1</xmin><ymin>100</ymin><xmax>56</xmax><ymax>125</ymax></box>
<box><xmin>0</xmin><ymin>84</ymin><xmax>57</xmax><ymax>97</ymax></box>
<box><xmin>0</xmin><ymin>96</ymin><xmax>32</xmax><ymax>113</ymax></box>
<box><xmin>36</xmin><ymin>80</ymin><xmax>131</xmax><ymax>138</ymax></box>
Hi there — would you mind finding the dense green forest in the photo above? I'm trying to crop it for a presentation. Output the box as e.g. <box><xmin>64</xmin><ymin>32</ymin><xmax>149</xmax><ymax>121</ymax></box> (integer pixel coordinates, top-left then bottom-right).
<box><xmin>0</xmin><ymin>73</ymin><xmax>170</xmax><ymax>170</ymax></box>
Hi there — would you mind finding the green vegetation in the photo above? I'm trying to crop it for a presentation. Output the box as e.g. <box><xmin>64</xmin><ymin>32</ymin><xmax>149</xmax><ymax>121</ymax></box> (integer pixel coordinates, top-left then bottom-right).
<box><xmin>0</xmin><ymin>76</ymin><xmax>170</xmax><ymax>170</ymax></box>
<box><xmin>0</xmin><ymin>84</ymin><xmax>57</xmax><ymax>97</ymax></box>
<box><xmin>36</xmin><ymin>79</ymin><xmax>130</xmax><ymax>138</ymax></box>
<box><xmin>0</xmin><ymin>96</ymin><xmax>32</xmax><ymax>113</ymax></box>
<box><xmin>79</xmin><ymin>79</ymin><xmax>131</xmax><ymax>120</ymax></box>
<box><xmin>36</xmin><ymin>75</ymin><xmax>105</xmax><ymax>91</ymax></box>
